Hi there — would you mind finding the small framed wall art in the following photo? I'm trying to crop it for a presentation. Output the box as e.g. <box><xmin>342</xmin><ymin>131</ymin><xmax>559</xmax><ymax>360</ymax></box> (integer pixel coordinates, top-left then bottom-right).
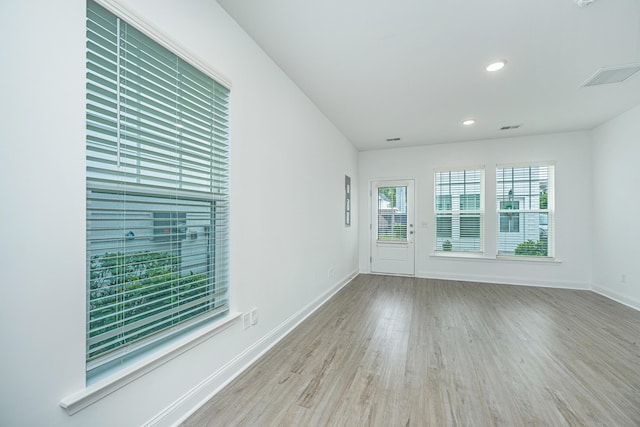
<box><xmin>345</xmin><ymin>175</ymin><xmax>351</xmax><ymax>226</ymax></box>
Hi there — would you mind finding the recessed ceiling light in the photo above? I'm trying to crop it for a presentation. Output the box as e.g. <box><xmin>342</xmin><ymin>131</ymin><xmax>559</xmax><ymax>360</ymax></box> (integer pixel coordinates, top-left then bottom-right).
<box><xmin>486</xmin><ymin>61</ymin><xmax>506</xmax><ymax>72</ymax></box>
<box><xmin>462</xmin><ymin>119</ymin><xmax>475</xmax><ymax>126</ymax></box>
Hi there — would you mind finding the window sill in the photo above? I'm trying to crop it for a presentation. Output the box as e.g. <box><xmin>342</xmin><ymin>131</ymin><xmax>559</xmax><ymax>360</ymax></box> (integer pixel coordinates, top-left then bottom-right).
<box><xmin>430</xmin><ymin>253</ymin><xmax>561</xmax><ymax>264</ymax></box>
<box><xmin>60</xmin><ymin>311</ymin><xmax>241</xmax><ymax>415</ymax></box>
<box><xmin>495</xmin><ymin>255</ymin><xmax>561</xmax><ymax>264</ymax></box>
<box><xmin>431</xmin><ymin>251</ymin><xmax>485</xmax><ymax>260</ymax></box>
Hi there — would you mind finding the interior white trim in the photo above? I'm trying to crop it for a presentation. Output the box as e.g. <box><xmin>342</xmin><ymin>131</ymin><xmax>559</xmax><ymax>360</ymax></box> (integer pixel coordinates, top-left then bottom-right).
<box><xmin>59</xmin><ymin>313</ymin><xmax>241</xmax><ymax>415</ymax></box>
<box><xmin>92</xmin><ymin>0</ymin><xmax>232</xmax><ymax>88</ymax></box>
<box><xmin>592</xmin><ymin>285</ymin><xmax>640</xmax><ymax>312</ymax></box>
<box><xmin>415</xmin><ymin>271</ymin><xmax>589</xmax><ymax>290</ymax></box>
<box><xmin>144</xmin><ymin>269</ymin><xmax>359</xmax><ymax>427</ymax></box>
<box><xmin>430</xmin><ymin>253</ymin><xmax>562</xmax><ymax>263</ymax></box>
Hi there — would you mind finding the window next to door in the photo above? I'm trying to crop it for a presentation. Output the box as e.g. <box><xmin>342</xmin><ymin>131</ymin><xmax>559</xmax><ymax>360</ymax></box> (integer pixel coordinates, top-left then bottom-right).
<box><xmin>434</xmin><ymin>168</ymin><xmax>484</xmax><ymax>253</ymax></box>
<box><xmin>496</xmin><ymin>164</ymin><xmax>554</xmax><ymax>258</ymax></box>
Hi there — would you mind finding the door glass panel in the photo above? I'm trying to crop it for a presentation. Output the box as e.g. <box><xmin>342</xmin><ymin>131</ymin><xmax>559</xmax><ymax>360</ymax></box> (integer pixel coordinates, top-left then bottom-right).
<box><xmin>377</xmin><ymin>186</ymin><xmax>407</xmax><ymax>241</ymax></box>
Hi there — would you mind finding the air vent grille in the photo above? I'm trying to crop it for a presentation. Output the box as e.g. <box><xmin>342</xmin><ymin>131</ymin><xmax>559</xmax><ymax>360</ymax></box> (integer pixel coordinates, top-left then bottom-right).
<box><xmin>582</xmin><ymin>64</ymin><xmax>640</xmax><ymax>87</ymax></box>
<box><xmin>500</xmin><ymin>124</ymin><xmax>521</xmax><ymax>130</ymax></box>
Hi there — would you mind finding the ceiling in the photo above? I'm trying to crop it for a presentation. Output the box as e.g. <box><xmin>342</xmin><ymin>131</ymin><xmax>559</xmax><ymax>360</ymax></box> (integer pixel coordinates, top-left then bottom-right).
<box><xmin>216</xmin><ymin>0</ymin><xmax>640</xmax><ymax>151</ymax></box>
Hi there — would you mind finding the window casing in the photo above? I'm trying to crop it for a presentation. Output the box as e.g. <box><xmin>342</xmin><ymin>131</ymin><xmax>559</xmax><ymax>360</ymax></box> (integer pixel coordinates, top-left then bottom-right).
<box><xmin>496</xmin><ymin>165</ymin><xmax>554</xmax><ymax>257</ymax></box>
<box><xmin>434</xmin><ymin>169</ymin><xmax>484</xmax><ymax>253</ymax></box>
<box><xmin>86</xmin><ymin>1</ymin><xmax>230</xmax><ymax>378</ymax></box>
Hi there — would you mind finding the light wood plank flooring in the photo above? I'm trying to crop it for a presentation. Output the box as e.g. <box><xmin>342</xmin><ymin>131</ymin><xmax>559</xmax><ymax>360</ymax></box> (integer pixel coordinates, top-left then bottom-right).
<box><xmin>183</xmin><ymin>274</ymin><xmax>640</xmax><ymax>426</ymax></box>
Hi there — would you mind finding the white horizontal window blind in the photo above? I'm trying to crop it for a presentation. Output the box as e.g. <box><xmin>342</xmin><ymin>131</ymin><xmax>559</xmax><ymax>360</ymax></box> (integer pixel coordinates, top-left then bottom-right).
<box><xmin>496</xmin><ymin>164</ymin><xmax>554</xmax><ymax>257</ymax></box>
<box><xmin>434</xmin><ymin>168</ymin><xmax>484</xmax><ymax>253</ymax></box>
<box><xmin>86</xmin><ymin>1</ymin><xmax>230</xmax><ymax>376</ymax></box>
<box><xmin>377</xmin><ymin>186</ymin><xmax>408</xmax><ymax>241</ymax></box>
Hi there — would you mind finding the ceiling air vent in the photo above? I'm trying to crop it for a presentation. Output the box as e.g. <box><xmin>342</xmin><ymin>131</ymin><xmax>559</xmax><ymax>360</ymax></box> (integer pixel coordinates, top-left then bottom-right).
<box><xmin>582</xmin><ymin>64</ymin><xmax>640</xmax><ymax>87</ymax></box>
<box><xmin>500</xmin><ymin>124</ymin><xmax>521</xmax><ymax>130</ymax></box>
<box><xmin>385</xmin><ymin>137</ymin><xmax>401</xmax><ymax>142</ymax></box>
<box><xmin>574</xmin><ymin>0</ymin><xmax>596</xmax><ymax>7</ymax></box>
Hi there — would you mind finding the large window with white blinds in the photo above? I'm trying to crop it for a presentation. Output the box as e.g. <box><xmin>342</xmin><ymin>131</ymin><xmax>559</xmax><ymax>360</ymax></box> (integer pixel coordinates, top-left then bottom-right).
<box><xmin>434</xmin><ymin>168</ymin><xmax>484</xmax><ymax>253</ymax></box>
<box><xmin>86</xmin><ymin>1</ymin><xmax>230</xmax><ymax>377</ymax></box>
<box><xmin>496</xmin><ymin>164</ymin><xmax>554</xmax><ymax>257</ymax></box>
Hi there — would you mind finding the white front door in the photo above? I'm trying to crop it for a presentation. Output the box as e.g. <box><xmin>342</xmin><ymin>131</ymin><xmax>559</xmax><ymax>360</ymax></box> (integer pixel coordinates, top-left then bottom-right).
<box><xmin>371</xmin><ymin>180</ymin><xmax>415</xmax><ymax>275</ymax></box>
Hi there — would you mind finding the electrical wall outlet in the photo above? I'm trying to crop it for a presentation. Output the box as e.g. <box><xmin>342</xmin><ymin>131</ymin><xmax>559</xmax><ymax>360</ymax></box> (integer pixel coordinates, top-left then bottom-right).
<box><xmin>242</xmin><ymin>313</ymin><xmax>250</xmax><ymax>330</ymax></box>
<box><xmin>250</xmin><ymin>308</ymin><xmax>258</xmax><ymax>325</ymax></box>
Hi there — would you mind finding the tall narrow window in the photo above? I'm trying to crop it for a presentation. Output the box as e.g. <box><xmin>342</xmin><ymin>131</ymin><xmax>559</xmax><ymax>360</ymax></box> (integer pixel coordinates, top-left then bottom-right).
<box><xmin>434</xmin><ymin>168</ymin><xmax>484</xmax><ymax>253</ymax></box>
<box><xmin>496</xmin><ymin>165</ymin><xmax>554</xmax><ymax>257</ymax></box>
<box><xmin>86</xmin><ymin>1</ymin><xmax>230</xmax><ymax>378</ymax></box>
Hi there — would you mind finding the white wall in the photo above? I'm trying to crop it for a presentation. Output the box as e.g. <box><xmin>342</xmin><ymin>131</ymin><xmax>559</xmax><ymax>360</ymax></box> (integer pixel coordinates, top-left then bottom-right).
<box><xmin>0</xmin><ymin>1</ymin><xmax>358</xmax><ymax>426</ymax></box>
<box><xmin>592</xmin><ymin>104</ymin><xmax>640</xmax><ymax>310</ymax></box>
<box><xmin>359</xmin><ymin>132</ymin><xmax>593</xmax><ymax>289</ymax></box>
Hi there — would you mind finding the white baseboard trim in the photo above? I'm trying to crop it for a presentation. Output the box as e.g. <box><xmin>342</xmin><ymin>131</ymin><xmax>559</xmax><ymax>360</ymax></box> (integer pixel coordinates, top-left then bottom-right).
<box><xmin>360</xmin><ymin>267</ymin><xmax>588</xmax><ymax>291</ymax></box>
<box><xmin>415</xmin><ymin>271</ymin><xmax>590</xmax><ymax>290</ymax></box>
<box><xmin>144</xmin><ymin>269</ymin><xmax>359</xmax><ymax>427</ymax></box>
<box><xmin>592</xmin><ymin>285</ymin><xmax>640</xmax><ymax>312</ymax></box>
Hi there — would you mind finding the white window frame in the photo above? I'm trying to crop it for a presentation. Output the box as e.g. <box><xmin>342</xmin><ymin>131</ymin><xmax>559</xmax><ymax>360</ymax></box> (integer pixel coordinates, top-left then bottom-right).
<box><xmin>496</xmin><ymin>163</ymin><xmax>555</xmax><ymax>259</ymax></box>
<box><xmin>434</xmin><ymin>167</ymin><xmax>485</xmax><ymax>254</ymax></box>
<box><xmin>85</xmin><ymin>0</ymin><xmax>231</xmax><ymax>382</ymax></box>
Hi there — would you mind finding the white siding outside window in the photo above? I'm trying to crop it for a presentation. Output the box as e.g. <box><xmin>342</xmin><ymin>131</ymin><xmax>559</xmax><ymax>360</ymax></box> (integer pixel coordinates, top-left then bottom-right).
<box><xmin>496</xmin><ymin>164</ymin><xmax>554</xmax><ymax>257</ymax></box>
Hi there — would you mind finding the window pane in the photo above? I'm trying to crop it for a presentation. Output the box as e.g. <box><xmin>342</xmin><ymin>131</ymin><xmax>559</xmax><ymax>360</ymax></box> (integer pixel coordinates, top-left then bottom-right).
<box><xmin>86</xmin><ymin>1</ymin><xmax>230</xmax><ymax>374</ymax></box>
<box><xmin>377</xmin><ymin>186</ymin><xmax>407</xmax><ymax>240</ymax></box>
<box><xmin>460</xmin><ymin>194</ymin><xmax>480</xmax><ymax>210</ymax></box>
<box><xmin>436</xmin><ymin>214</ymin><xmax>452</xmax><ymax>238</ymax></box>
<box><xmin>499</xmin><ymin>201</ymin><xmax>520</xmax><ymax>232</ymax></box>
<box><xmin>460</xmin><ymin>213</ymin><xmax>480</xmax><ymax>238</ymax></box>
<box><xmin>434</xmin><ymin>169</ymin><xmax>483</xmax><ymax>253</ymax></box>
<box><xmin>496</xmin><ymin>163</ymin><xmax>554</xmax><ymax>258</ymax></box>
<box><xmin>87</xmin><ymin>192</ymin><xmax>221</xmax><ymax>361</ymax></box>
<box><xmin>497</xmin><ymin>212</ymin><xmax>549</xmax><ymax>255</ymax></box>
<box><xmin>436</xmin><ymin>195</ymin><xmax>452</xmax><ymax>211</ymax></box>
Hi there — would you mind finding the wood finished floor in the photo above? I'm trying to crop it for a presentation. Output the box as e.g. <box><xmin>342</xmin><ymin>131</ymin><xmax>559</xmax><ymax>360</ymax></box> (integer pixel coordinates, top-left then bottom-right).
<box><xmin>183</xmin><ymin>274</ymin><xmax>640</xmax><ymax>426</ymax></box>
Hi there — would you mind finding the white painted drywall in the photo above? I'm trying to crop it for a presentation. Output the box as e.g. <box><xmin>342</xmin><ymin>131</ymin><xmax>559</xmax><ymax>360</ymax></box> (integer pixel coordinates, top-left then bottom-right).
<box><xmin>0</xmin><ymin>0</ymin><xmax>358</xmax><ymax>425</ymax></box>
<box><xmin>592</xmin><ymin>103</ymin><xmax>640</xmax><ymax>310</ymax></box>
<box><xmin>358</xmin><ymin>132</ymin><xmax>594</xmax><ymax>289</ymax></box>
